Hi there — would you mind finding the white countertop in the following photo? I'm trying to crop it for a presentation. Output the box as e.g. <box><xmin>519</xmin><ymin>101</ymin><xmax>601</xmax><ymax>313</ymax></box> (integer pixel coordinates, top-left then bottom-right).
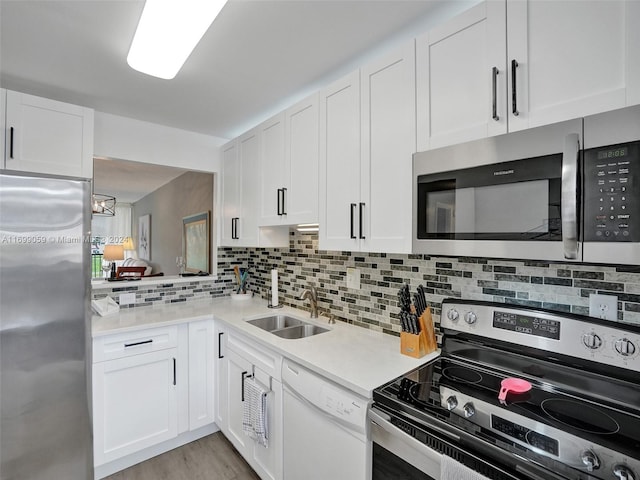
<box><xmin>92</xmin><ymin>296</ymin><xmax>438</xmax><ymax>398</ymax></box>
<box><xmin>91</xmin><ymin>275</ymin><xmax>216</xmax><ymax>290</ymax></box>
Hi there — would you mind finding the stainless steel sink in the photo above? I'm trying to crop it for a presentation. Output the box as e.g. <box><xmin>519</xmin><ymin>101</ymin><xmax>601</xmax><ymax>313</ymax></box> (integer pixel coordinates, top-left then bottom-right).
<box><xmin>271</xmin><ymin>324</ymin><xmax>329</xmax><ymax>339</ymax></box>
<box><xmin>246</xmin><ymin>315</ymin><xmax>303</xmax><ymax>331</ymax></box>
<box><xmin>246</xmin><ymin>314</ymin><xmax>329</xmax><ymax>339</ymax></box>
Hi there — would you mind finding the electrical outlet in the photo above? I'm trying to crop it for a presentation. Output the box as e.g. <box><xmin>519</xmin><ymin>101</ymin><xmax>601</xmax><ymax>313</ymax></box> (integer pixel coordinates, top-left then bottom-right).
<box><xmin>589</xmin><ymin>294</ymin><xmax>617</xmax><ymax>320</ymax></box>
<box><xmin>119</xmin><ymin>293</ymin><xmax>136</xmax><ymax>305</ymax></box>
<box><xmin>346</xmin><ymin>267</ymin><xmax>361</xmax><ymax>290</ymax></box>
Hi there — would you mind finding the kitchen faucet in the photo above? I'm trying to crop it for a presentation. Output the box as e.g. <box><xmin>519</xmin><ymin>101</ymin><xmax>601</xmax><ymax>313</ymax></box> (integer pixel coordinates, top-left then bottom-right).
<box><xmin>298</xmin><ymin>284</ymin><xmax>319</xmax><ymax>318</ymax></box>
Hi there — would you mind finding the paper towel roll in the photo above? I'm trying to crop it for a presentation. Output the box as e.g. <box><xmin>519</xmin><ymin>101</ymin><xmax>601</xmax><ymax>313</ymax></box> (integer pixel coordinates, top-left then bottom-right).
<box><xmin>271</xmin><ymin>269</ymin><xmax>279</xmax><ymax>307</ymax></box>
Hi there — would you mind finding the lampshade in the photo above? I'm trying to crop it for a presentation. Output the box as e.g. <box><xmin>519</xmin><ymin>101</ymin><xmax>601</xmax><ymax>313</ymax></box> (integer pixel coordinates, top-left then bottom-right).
<box><xmin>122</xmin><ymin>237</ymin><xmax>135</xmax><ymax>250</ymax></box>
<box><xmin>103</xmin><ymin>244</ymin><xmax>125</xmax><ymax>261</ymax></box>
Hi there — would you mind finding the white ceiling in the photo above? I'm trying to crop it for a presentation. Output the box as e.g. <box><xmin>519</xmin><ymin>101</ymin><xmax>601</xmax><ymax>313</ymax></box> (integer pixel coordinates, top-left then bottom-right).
<box><xmin>93</xmin><ymin>157</ymin><xmax>189</xmax><ymax>203</ymax></box>
<box><xmin>0</xmin><ymin>0</ymin><xmax>476</xmax><ymax>140</ymax></box>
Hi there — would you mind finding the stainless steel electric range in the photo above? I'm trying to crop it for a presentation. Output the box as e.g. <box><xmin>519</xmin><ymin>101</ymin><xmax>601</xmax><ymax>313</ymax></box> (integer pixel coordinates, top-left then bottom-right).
<box><xmin>371</xmin><ymin>299</ymin><xmax>640</xmax><ymax>480</ymax></box>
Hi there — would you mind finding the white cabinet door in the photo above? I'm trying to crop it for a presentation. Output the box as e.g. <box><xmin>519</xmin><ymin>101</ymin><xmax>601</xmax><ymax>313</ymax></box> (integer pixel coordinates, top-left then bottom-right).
<box><xmin>361</xmin><ymin>42</ymin><xmax>416</xmax><ymax>254</ymax></box>
<box><xmin>221</xmin><ymin>140</ymin><xmax>240</xmax><ymax>246</ymax></box>
<box><xmin>416</xmin><ymin>1</ymin><xmax>507</xmax><ymax>151</ymax></box>
<box><xmin>93</xmin><ymin>348</ymin><xmax>178</xmax><ymax>465</ymax></box>
<box><xmin>252</xmin><ymin>374</ymin><xmax>282</xmax><ymax>480</ymax></box>
<box><xmin>225</xmin><ymin>348</ymin><xmax>252</xmax><ymax>455</ymax></box>
<box><xmin>5</xmin><ymin>90</ymin><xmax>94</xmax><ymax>178</ymax></box>
<box><xmin>319</xmin><ymin>70</ymin><xmax>361</xmax><ymax>251</ymax></box>
<box><xmin>238</xmin><ymin>128</ymin><xmax>261</xmax><ymax>247</ymax></box>
<box><xmin>259</xmin><ymin>113</ymin><xmax>287</xmax><ymax>226</ymax></box>
<box><xmin>285</xmin><ymin>93</ymin><xmax>319</xmax><ymax>225</ymax></box>
<box><xmin>507</xmin><ymin>0</ymin><xmax>638</xmax><ymax>131</ymax></box>
<box><xmin>188</xmin><ymin>320</ymin><xmax>215</xmax><ymax>430</ymax></box>
<box><xmin>214</xmin><ymin>324</ymin><xmax>228</xmax><ymax>434</ymax></box>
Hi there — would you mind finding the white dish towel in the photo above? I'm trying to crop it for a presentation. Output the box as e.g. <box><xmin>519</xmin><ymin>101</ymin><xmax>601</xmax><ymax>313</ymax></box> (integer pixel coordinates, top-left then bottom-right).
<box><xmin>441</xmin><ymin>455</ymin><xmax>491</xmax><ymax>480</ymax></box>
<box><xmin>242</xmin><ymin>376</ymin><xmax>269</xmax><ymax>447</ymax></box>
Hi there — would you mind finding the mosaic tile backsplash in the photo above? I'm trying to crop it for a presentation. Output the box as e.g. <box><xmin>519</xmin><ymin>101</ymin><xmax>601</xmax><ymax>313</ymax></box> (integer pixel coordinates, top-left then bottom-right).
<box><xmin>94</xmin><ymin>231</ymin><xmax>640</xmax><ymax>335</ymax></box>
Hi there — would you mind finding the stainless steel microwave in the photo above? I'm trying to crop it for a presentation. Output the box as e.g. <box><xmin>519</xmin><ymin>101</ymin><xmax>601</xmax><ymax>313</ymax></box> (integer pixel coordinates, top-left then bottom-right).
<box><xmin>413</xmin><ymin>105</ymin><xmax>640</xmax><ymax>264</ymax></box>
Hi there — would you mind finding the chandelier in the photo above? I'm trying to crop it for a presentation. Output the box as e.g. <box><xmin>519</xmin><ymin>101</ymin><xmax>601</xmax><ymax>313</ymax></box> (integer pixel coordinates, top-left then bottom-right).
<box><xmin>92</xmin><ymin>193</ymin><xmax>116</xmax><ymax>216</ymax></box>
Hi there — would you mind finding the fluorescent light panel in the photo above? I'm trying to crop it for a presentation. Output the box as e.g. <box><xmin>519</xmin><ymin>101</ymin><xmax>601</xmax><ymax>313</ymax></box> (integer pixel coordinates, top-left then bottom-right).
<box><xmin>296</xmin><ymin>224</ymin><xmax>319</xmax><ymax>233</ymax></box>
<box><xmin>127</xmin><ymin>0</ymin><xmax>227</xmax><ymax>80</ymax></box>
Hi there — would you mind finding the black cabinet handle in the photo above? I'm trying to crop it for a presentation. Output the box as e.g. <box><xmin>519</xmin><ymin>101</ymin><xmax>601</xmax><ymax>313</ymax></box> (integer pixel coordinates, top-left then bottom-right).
<box><xmin>492</xmin><ymin>67</ymin><xmax>499</xmax><ymax>121</ymax></box>
<box><xmin>124</xmin><ymin>339</ymin><xmax>152</xmax><ymax>348</ymax></box>
<box><xmin>231</xmin><ymin>217</ymin><xmax>239</xmax><ymax>239</ymax></box>
<box><xmin>359</xmin><ymin>202</ymin><xmax>366</xmax><ymax>239</ymax></box>
<box><xmin>217</xmin><ymin>332</ymin><xmax>224</xmax><ymax>359</ymax></box>
<box><xmin>173</xmin><ymin>358</ymin><xmax>177</xmax><ymax>386</ymax></box>
<box><xmin>277</xmin><ymin>189</ymin><xmax>283</xmax><ymax>216</ymax></box>
<box><xmin>511</xmin><ymin>59</ymin><xmax>519</xmax><ymax>116</ymax></box>
<box><xmin>350</xmin><ymin>203</ymin><xmax>357</xmax><ymax>239</ymax></box>
<box><xmin>9</xmin><ymin>127</ymin><xmax>14</xmax><ymax>159</ymax></box>
<box><xmin>241</xmin><ymin>370</ymin><xmax>253</xmax><ymax>402</ymax></box>
<box><xmin>282</xmin><ymin>187</ymin><xmax>287</xmax><ymax>215</ymax></box>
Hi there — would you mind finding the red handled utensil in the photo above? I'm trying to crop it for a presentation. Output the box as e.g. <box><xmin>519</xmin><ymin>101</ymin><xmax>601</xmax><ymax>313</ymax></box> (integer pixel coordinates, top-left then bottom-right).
<box><xmin>498</xmin><ymin>377</ymin><xmax>532</xmax><ymax>405</ymax></box>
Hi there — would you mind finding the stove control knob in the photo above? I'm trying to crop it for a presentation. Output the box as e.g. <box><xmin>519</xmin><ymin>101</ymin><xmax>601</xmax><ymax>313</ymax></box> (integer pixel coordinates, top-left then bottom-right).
<box><xmin>447</xmin><ymin>309</ymin><xmax>459</xmax><ymax>322</ymax></box>
<box><xmin>445</xmin><ymin>396</ymin><xmax>458</xmax><ymax>411</ymax></box>
<box><xmin>614</xmin><ymin>338</ymin><xmax>636</xmax><ymax>357</ymax></box>
<box><xmin>582</xmin><ymin>332</ymin><xmax>603</xmax><ymax>350</ymax></box>
<box><xmin>464</xmin><ymin>311</ymin><xmax>477</xmax><ymax>325</ymax></box>
<box><xmin>580</xmin><ymin>450</ymin><xmax>600</xmax><ymax>472</ymax></box>
<box><xmin>462</xmin><ymin>402</ymin><xmax>475</xmax><ymax>418</ymax></box>
<box><xmin>613</xmin><ymin>464</ymin><xmax>636</xmax><ymax>480</ymax></box>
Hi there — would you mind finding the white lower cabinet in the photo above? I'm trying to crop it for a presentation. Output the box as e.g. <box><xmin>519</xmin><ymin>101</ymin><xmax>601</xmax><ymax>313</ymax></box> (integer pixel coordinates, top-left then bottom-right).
<box><xmin>92</xmin><ymin>320</ymin><xmax>216</xmax><ymax>475</ymax></box>
<box><xmin>216</xmin><ymin>326</ymin><xmax>283</xmax><ymax>480</ymax></box>
<box><xmin>93</xmin><ymin>347</ymin><xmax>179</xmax><ymax>465</ymax></box>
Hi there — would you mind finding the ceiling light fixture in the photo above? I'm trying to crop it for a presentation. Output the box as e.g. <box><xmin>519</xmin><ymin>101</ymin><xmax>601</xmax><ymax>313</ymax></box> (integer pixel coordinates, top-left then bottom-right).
<box><xmin>127</xmin><ymin>0</ymin><xmax>228</xmax><ymax>80</ymax></box>
<box><xmin>92</xmin><ymin>193</ymin><xmax>116</xmax><ymax>216</ymax></box>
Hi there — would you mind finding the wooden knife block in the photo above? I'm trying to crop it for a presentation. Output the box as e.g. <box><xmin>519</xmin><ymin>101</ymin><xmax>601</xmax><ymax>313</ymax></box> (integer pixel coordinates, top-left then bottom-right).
<box><xmin>400</xmin><ymin>306</ymin><xmax>438</xmax><ymax>359</ymax></box>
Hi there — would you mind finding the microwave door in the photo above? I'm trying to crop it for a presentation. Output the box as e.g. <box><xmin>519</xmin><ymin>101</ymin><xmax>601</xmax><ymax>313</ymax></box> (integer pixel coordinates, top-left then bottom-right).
<box><xmin>582</xmin><ymin>105</ymin><xmax>640</xmax><ymax>265</ymax></box>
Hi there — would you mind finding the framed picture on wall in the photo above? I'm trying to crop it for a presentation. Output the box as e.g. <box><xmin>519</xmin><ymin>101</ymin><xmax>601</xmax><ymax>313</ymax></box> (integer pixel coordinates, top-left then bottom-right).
<box><xmin>138</xmin><ymin>214</ymin><xmax>151</xmax><ymax>260</ymax></box>
<box><xmin>182</xmin><ymin>211</ymin><xmax>210</xmax><ymax>273</ymax></box>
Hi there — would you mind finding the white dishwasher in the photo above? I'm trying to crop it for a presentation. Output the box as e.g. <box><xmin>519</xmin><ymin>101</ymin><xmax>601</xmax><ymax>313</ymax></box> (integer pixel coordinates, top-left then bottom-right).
<box><xmin>281</xmin><ymin>359</ymin><xmax>370</xmax><ymax>480</ymax></box>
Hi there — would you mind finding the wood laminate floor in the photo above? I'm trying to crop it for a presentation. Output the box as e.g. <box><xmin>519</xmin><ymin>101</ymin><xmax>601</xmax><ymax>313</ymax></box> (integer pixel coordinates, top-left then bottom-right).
<box><xmin>104</xmin><ymin>432</ymin><xmax>261</xmax><ymax>480</ymax></box>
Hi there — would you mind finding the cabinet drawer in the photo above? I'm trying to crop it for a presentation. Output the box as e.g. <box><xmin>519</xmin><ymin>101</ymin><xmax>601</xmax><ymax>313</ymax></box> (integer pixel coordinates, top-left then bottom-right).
<box><xmin>93</xmin><ymin>326</ymin><xmax>178</xmax><ymax>363</ymax></box>
<box><xmin>226</xmin><ymin>329</ymin><xmax>282</xmax><ymax>380</ymax></box>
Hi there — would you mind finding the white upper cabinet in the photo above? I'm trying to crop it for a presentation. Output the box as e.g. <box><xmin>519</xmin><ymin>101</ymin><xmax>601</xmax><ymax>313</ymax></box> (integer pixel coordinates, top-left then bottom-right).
<box><xmin>284</xmin><ymin>93</ymin><xmax>319</xmax><ymax>225</ymax></box>
<box><xmin>361</xmin><ymin>42</ymin><xmax>416</xmax><ymax>253</ymax></box>
<box><xmin>319</xmin><ymin>70</ymin><xmax>362</xmax><ymax>252</ymax></box>
<box><xmin>4</xmin><ymin>90</ymin><xmax>94</xmax><ymax>178</ymax></box>
<box><xmin>237</xmin><ymin>128</ymin><xmax>261</xmax><ymax>247</ymax></box>
<box><xmin>416</xmin><ymin>1</ymin><xmax>507</xmax><ymax>151</ymax></box>
<box><xmin>221</xmin><ymin>140</ymin><xmax>239</xmax><ymax>245</ymax></box>
<box><xmin>507</xmin><ymin>0</ymin><xmax>640</xmax><ymax>131</ymax></box>
<box><xmin>221</xmin><ymin>134</ymin><xmax>288</xmax><ymax>248</ymax></box>
<box><xmin>259</xmin><ymin>93</ymin><xmax>319</xmax><ymax>227</ymax></box>
<box><xmin>259</xmin><ymin>113</ymin><xmax>287</xmax><ymax>226</ymax></box>
<box><xmin>417</xmin><ymin>0</ymin><xmax>640</xmax><ymax>150</ymax></box>
<box><xmin>320</xmin><ymin>43</ymin><xmax>416</xmax><ymax>253</ymax></box>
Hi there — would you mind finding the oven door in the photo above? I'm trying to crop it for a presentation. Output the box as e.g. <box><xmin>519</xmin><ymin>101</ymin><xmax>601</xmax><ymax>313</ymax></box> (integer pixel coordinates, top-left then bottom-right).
<box><xmin>370</xmin><ymin>407</ymin><xmax>538</xmax><ymax>480</ymax></box>
<box><xmin>413</xmin><ymin>118</ymin><xmax>582</xmax><ymax>262</ymax></box>
<box><xmin>370</xmin><ymin>408</ymin><xmax>440</xmax><ymax>480</ymax></box>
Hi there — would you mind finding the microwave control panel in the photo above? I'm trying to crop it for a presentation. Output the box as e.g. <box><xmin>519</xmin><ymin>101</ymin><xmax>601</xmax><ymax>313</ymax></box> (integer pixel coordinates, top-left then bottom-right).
<box><xmin>583</xmin><ymin>141</ymin><xmax>639</xmax><ymax>242</ymax></box>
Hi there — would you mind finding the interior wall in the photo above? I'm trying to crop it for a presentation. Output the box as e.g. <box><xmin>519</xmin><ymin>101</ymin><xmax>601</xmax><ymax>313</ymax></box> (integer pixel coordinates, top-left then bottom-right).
<box><xmin>132</xmin><ymin>171</ymin><xmax>214</xmax><ymax>275</ymax></box>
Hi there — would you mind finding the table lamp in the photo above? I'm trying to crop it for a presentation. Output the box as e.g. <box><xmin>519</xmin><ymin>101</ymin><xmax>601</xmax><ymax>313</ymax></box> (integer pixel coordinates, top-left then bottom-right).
<box><xmin>103</xmin><ymin>244</ymin><xmax>125</xmax><ymax>280</ymax></box>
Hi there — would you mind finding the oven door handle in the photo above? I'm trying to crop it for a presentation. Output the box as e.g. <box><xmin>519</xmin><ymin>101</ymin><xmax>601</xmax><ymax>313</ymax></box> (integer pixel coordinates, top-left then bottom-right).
<box><xmin>561</xmin><ymin>133</ymin><xmax>580</xmax><ymax>260</ymax></box>
<box><xmin>370</xmin><ymin>407</ymin><xmax>460</xmax><ymax>443</ymax></box>
<box><xmin>369</xmin><ymin>407</ymin><xmax>443</xmax><ymax>472</ymax></box>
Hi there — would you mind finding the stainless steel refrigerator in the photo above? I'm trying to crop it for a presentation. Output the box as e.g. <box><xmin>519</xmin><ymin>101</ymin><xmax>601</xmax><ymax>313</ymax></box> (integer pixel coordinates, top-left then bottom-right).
<box><xmin>0</xmin><ymin>171</ymin><xmax>93</xmax><ymax>479</ymax></box>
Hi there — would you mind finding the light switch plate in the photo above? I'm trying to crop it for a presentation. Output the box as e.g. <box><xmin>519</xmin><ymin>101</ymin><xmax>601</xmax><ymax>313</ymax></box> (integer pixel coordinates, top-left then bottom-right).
<box><xmin>346</xmin><ymin>267</ymin><xmax>361</xmax><ymax>290</ymax></box>
<box><xmin>119</xmin><ymin>293</ymin><xmax>136</xmax><ymax>305</ymax></box>
<box><xmin>589</xmin><ymin>293</ymin><xmax>617</xmax><ymax>320</ymax></box>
